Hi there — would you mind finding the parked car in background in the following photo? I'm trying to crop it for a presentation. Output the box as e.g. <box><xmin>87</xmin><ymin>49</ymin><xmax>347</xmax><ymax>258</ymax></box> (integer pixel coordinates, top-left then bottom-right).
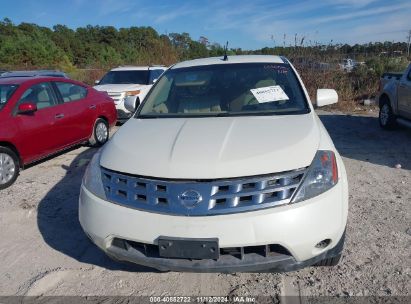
<box><xmin>338</xmin><ymin>58</ymin><xmax>364</xmax><ymax>72</ymax></box>
<box><xmin>0</xmin><ymin>70</ymin><xmax>7</xmax><ymax>76</ymax></box>
<box><xmin>0</xmin><ymin>77</ymin><xmax>116</xmax><ymax>189</ymax></box>
<box><xmin>0</xmin><ymin>70</ymin><xmax>68</xmax><ymax>78</ymax></box>
<box><xmin>94</xmin><ymin>66</ymin><xmax>166</xmax><ymax>122</ymax></box>
<box><xmin>378</xmin><ymin>63</ymin><xmax>411</xmax><ymax>129</ymax></box>
<box><xmin>80</xmin><ymin>55</ymin><xmax>348</xmax><ymax>272</ymax></box>
<box><xmin>339</xmin><ymin>59</ymin><xmax>355</xmax><ymax>72</ymax></box>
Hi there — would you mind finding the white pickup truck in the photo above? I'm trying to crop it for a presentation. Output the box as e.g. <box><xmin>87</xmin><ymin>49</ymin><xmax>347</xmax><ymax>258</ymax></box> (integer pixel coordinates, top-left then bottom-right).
<box><xmin>378</xmin><ymin>63</ymin><xmax>411</xmax><ymax>129</ymax></box>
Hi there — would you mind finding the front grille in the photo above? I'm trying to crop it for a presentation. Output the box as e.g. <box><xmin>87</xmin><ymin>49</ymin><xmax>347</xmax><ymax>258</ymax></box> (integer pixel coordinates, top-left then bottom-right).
<box><xmin>101</xmin><ymin>167</ymin><xmax>307</xmax><ymax>216</ymax></box>
<box><xmin>112</xmin><ymin>238</ymin><xmax>292</xmax><ymax>260</ymax></box>
<box><xmin>107</xmin><ymin>91</ymin><xmax>124</xmax><ymax>104</ymax></box>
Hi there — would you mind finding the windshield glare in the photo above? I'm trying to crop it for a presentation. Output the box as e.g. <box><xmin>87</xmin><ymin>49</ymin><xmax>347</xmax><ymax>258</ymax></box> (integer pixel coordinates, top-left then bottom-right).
<box><xmin>99</xmin><ymin>70</ymin><xmax>149</xmax><ymax>85</ymax></box>
<box><xmin>0</xmin><ymin>84</ymin><xmax>18</xmax><ymax>111</ymax></box>
<box><xmin>138</xmin><ymin>63</ymin><xmax>309</xmax><ymax>118</ymax></box>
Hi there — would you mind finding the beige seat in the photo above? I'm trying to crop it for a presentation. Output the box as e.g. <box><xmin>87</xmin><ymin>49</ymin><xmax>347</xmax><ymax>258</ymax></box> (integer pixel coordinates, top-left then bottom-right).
<box><xmin>177</xmin><ymin>96</ymin><xmax>221</xmax><ymax>113</ymax></box>
<box><xmin>255</xmin><ymin>78</ymin><xmax>276</xmax><ymax>88</ymax></box>
<box><xmin>152</xmin><ymin>103</ymin><xmax>169</xmax><ymax>113</ymax></box>
<box><xmin>229</xmin><ymin>79</ymin><xmax>276</xmax><ymax>112</ymax></box>
<box><xmin>68</xmin><ymin>86</ymin><xmax>83</xmax><ymax>101</ymax></box>
<box><xmin>36</xmin><ymin>90</ymin><xmax>52</xmax><ymax>109</ymax></box>
<box><xmin>229</xmin><ymin>92</ymin><xmax>252</xmax><ymax>112</ymax></box>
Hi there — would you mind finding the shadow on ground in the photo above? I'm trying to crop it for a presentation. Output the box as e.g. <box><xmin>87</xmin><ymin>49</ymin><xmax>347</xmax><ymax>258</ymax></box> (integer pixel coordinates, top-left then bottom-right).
<box><xmin>36</xmin><ymin>147</ymin><xmax>155</xmax><ymax>272</ymax></box>
<box><xmin>319</xmin><ymin>113</ymin><xmax>411</xmax><ymax>170</ymax></box>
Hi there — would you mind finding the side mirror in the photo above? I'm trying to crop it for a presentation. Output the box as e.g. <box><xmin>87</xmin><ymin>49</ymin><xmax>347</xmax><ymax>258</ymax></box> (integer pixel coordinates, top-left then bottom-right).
<box><xmin>316</xmin><ymin>89</ymin><xmax>338</xmax><ymax>107</ymax></box>
<box><xmin>94</xmin><ymin>80</ymin><xmax>100</xmax><ymax>85</ymax></box>
<box><xmin>152</xmin><ymin>78</ymin><xmax>158</xmax><ymax>84</ymax></box>
<box><xmin>17</xmin><ymin>102</ymin><xmax>37</xmax><ymax>114</ymax></box>
<box><xmin>124</xmin><ymin>96</ymin><xmax>140</xmax><ymax>113</ymax></box>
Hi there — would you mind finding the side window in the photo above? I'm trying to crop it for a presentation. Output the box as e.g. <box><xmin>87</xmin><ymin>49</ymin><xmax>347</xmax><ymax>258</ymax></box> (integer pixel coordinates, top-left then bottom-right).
<box><xmin>55</xmin><ymin>82</ymin><xmax>87</xmax><ymax>102</ymax></box>
<box><xmin>407</xmin><ymin>69</ymin><xmax>411</xmax><ymax>81</ymax></box>
<box><xmin>149</xmin><ymin>71</ymin><xmax>157</xmax><ymax>84</ymax></box>
<box><xmin>18</xmin><ymin>82</ymin><xmax>58</xmax><ymax>110</ymax></box>
<box><xmin>149</xmin><ymin>70</ymin><xmax>163</xmax><ymax>84</ymax></box>
<box><xmin>156</xmin><ymin>69</ymin><xmax>164</xmax><ymax>79</ymax></box>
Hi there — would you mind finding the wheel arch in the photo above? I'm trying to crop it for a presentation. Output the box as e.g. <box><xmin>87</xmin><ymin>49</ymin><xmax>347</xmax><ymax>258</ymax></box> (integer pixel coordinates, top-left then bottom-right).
<box><xmin>89</xmin><ymin>115</ymin><xmax>109</xmax><ymax>137</ymax></box>
<box><xmin>379</xmin><ymin>93</ymin><xmax>391</xmax><ymax>108</ymax></box>
<box><xmin>0</xmin><ymin>141</ymin><xmax>22</xmax><ymax>167</ymax></box>
<box><xmin>379</xmin><ymin>81</ymin><xmax>398</xmax><ymax>112</ymax></box>
<box><xmin>97</xmin><ymin>115</ymin><xmax>109</xmax><ymax>123</ymax></box>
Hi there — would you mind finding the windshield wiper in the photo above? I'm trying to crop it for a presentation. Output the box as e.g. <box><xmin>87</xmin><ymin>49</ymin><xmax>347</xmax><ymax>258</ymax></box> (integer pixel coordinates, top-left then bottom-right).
<box><xmin>138</xmin><ymin>112</ymin><xmax>230</xmax><ymax>119</ymax></box>
<box><xmin>239</xmin><ymin>109</ymin><xmax>310</xmax><ymax>116</ymax></box>
<box><xmin>137</xmin><ymin>114</ymin><xmax>163</xmax><ymax>119</ymax></box>
<box><xmin>137</xmin><ymin>110</ymin><xmax>309</xmax><ymax>119</ymax></box>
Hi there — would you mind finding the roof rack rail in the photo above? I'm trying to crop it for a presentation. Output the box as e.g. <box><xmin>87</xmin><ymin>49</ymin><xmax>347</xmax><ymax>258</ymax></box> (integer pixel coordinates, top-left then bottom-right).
<box><xmin>115</xmin><ymin>65</ymin><xmax>165</xmax><ymax>68</ymax></box>
<box><xmin>116</xmin><ymin>65</ymin><xmax>141</xmax><ymax>68</ymax></box>
<box><xmin>0</xmin><ymin>69</ymin><xmax>68</xmax><ymax>78</ymax></box>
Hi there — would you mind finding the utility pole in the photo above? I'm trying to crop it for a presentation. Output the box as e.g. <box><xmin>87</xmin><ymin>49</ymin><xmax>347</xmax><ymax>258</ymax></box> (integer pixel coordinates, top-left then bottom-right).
<box><xmin>407</xmin><ymin>30</ymin><xmax>411</xmax><ymax>57</ymax></box>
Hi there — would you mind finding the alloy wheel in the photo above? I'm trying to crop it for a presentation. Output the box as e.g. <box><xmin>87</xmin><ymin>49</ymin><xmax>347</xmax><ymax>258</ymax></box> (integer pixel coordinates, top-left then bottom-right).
<box><xmin>96</xmin><ymin>122</ymin><xmax>108</xmax><ymax>143</ymax></box>
<box><xmin>0</xmin><ymin>153</ymin><xmax>16</xmax><ymax>185</ymax></box>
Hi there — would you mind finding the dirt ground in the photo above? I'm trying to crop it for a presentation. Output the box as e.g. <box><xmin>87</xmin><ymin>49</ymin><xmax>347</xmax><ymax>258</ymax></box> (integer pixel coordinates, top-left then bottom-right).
<box><xmin>0</xmin><ymin>110</ymin><xmax>410</xmax><ymax>301</ymax></box>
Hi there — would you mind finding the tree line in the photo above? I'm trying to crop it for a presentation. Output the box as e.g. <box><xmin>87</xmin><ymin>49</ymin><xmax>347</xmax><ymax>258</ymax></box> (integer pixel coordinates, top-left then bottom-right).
<box><xmin>0</xmin><ymin>18</ymin><xmax>409</xmax><ymax>72</ymax></box>
<box><xmin>0</xmin><ymin>18</ymin><xmax>226</xmax><ymax>70</ymax></box>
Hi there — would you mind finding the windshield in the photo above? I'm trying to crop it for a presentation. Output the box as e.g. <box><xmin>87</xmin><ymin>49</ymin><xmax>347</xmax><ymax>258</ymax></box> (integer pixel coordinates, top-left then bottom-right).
<box><xmin>99</xmin><ymin>70</ymin><xmax>149</xmax><ymax>85</ymax></box>
<box><xmin>0</xmin><ymin>84</ymin><xmax>18</xmax><ymax>111</ymax></box>
<box><xmin>138</xmin><ymin>63</ymin><xmax>309</xmax><ymax>118</ymax></box>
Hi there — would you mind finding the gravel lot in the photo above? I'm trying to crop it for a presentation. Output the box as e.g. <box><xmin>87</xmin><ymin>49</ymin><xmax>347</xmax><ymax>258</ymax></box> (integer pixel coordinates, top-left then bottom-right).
<box><xmin>0</xmin><ymin>110</ymin><xmax>410</xmax><ymax>301</ymax></box>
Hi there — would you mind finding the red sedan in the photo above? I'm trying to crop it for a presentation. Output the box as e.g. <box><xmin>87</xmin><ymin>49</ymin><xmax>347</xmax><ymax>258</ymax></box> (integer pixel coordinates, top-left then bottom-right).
<box><xmin>0</xmin><ymin>76</ymin><xmax>116</xmax><ymax>189</ymax></box>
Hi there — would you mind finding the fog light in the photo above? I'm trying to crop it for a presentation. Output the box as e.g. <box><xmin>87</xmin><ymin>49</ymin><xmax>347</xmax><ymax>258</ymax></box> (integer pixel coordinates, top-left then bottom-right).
<box><xmin>315</xmin><ymin>239</ymin><xmax>331</xmax><ymax>249</ymax></box>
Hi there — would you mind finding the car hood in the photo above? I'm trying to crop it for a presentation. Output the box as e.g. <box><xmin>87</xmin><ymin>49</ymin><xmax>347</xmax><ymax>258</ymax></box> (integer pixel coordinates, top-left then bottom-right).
<box><xmin>100</xmin><ymin>114</ymin><xmax>320</xmax><ymax>179</ymax></box>
<box><xmin>94</xmin><ymin>83</ymin><xmax>148</xmax><ymax>92</ymax></box>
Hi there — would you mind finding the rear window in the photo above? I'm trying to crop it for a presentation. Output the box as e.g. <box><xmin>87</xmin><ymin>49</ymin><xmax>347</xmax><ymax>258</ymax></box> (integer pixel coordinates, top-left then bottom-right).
<box><xmin>55</xmin><ymin>82</ymin><xmax>87</xmax><ymax>102</ymax></box>
<box><xmin>138</xmin><ymin>63</ymin><xmax>309</xmax><ymax>118</ymax></box>
<box><xmin>0</xmin><ymin>84</ymin><xmax>18</xmax><ymax>111</ymax></box>
<box><xmin>99</xmin><ymin>70</ymin><xmax>149</xmax><ymax>85</ymax></box>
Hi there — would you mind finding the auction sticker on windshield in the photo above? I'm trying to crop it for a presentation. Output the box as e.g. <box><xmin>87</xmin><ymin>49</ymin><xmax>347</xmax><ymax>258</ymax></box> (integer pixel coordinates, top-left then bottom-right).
<box><xmin>250</xmin><ymin>85</ymin><xmax>289</xmax><ymax>103</ymax></box>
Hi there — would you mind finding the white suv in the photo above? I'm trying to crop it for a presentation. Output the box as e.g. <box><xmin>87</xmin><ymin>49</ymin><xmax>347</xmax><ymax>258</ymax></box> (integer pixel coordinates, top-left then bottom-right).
<box><xmin>94</xmin><ymin>66</ymin><xmax>166</xmax><ymax>121</ymax></box>
<box><xmin>80</xmin><ymin>55</ymin><xmax>348</xmax><ymax>272</ymax></box>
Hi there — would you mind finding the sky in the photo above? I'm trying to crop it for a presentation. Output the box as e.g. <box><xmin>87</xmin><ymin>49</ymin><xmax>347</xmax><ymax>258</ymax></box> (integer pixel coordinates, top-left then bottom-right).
<box><xmin>1</xmin><ymin>0</ymin><xmax>410</xmax><ymax>50</ymax></box>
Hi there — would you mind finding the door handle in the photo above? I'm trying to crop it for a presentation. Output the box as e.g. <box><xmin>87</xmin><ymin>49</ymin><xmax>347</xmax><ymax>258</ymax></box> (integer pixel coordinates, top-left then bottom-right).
<box><xmin>89</xmin><ymin>104</ymin><xmax>96</xmax><ymax>109</ymax></box>
<box><xmin>55</xmin><ymin>113</ymin><xmax>65</xmax><ymax>119</ymax></box>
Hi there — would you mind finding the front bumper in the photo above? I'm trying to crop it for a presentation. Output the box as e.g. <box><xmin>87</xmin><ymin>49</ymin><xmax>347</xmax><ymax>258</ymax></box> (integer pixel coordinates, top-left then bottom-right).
<box><xmin>116</xmin><ymin>109</ymin><xmax>132</xmax><ymax>121</ymax></box>
<box><xmin>104</xmin><ymin>232</ymin><xmax>345</xmax><ymax>272</ymax></box>
<box><xmin>79</xmin><ymin>164</ymin><xmax>348</xmax><ymax>272</ymax></box>
<box><xmin>113</xmin><ymin>99</ymin><xmax>133</xmax><ymax>121</ymax></box>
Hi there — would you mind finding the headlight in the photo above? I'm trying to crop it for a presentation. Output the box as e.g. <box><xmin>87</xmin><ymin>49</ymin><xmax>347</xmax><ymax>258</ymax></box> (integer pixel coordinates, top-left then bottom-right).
<box><xmin>125</xmin><ymin>90</ymin><xmax>140</xmax><ymax>96</ymax></box>
<box><xmin>291</xmin><ymin>150</ymin><xmax>338</xmax><ymax>203</ymax></box>
<box><xmin>83</xmin><ymin>149</ymin><xmax>107</xmax><ymax>200</ymax></box>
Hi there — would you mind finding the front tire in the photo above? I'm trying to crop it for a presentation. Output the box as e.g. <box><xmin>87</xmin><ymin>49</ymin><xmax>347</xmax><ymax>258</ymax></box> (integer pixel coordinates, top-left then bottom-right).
<box><xmin>0</xmin><ymin>147</ymin><xmax>20</xmax><ymax>190</ymax></box>
<box><xmin>89</xmin><ymin>118</ymin><xmax>109</xmax><ymax>147</ymax></box>
<box><xmin>379</xmin><ymin>98</ymin><xmax>396</xmax><ymax>130</ymax></box>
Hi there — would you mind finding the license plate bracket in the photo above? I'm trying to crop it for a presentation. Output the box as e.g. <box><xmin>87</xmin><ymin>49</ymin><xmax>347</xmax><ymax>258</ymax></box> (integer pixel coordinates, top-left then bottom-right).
<box><xmin>158</xmin><ymin>237</ymin><xmax>219</xmax><ymax>259</ymax></box>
